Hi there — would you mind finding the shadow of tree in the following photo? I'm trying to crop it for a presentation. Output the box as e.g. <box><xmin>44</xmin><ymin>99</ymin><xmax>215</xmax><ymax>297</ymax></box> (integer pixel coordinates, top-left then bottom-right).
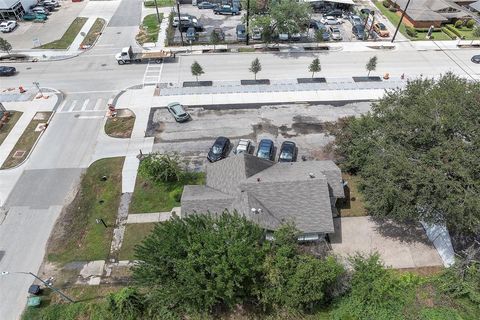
<box><xmin>370</xmin><ymin>216</ymin><xmax>430</xmax><ymax>245</ymax></box>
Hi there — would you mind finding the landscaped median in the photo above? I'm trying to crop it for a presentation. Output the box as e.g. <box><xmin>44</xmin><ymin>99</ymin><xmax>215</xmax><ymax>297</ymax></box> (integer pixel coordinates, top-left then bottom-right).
<box><xmin>104</xmin><ymin>109</ymin><xmax>135</xmax><ymax>138</ymax></box>
<box><xmin>46</xmin><ymin>157</ymin><xmax>124</xmax><ymax>265</ymax></box>
<box><xmin>143</xmin><ymin>0</ymin><xmax>174</xmax><ymax>7</ymax></box>
<box><xmin>136</xmin><ymin>13</ymin><xmax>162</xmax><ymax>44</ymax></box>
<box><xmin>38</xmin><ymin>17</ymin><xmax>87</xmax><ymax>49</ymax></box>
<box><xmin>0</xmin><ymin>111</ymin><xmax>22</xmax><ymax>145</ymax></box>
<box><xmin>80</xmin><ymin>18</ymin><xmax>106</xmax><ymax>48</ymax></box>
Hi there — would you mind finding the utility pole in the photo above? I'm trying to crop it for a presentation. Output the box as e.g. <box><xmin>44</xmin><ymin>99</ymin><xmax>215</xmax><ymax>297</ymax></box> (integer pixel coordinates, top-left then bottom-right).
<box><xmin>176</xmin><ymin>1</ymin><xmax>184</xmax><ymax>46</ymax></box>
<box><xmin>392</xmin><ymin>0</ymin><xmax>411</xmax><ymax>43</ymax></box>
<box><xmin>1</xmin><ymin>271</ymin><xmax>75</xmax><ymax>303</ymax></box>
<box><xmin>33</xmin><ymin>81</ymin><xmax>43</xmax><ymax>98</ymax></box>
<box><xmin>246</xmin><ymin>0</ymin><xmax>250</xmax><ymax>45</ymax></box>
<box><xmin>153</xmin><ymin>0</ymin><xmax>161</xmax><ymax>24</ymax></box>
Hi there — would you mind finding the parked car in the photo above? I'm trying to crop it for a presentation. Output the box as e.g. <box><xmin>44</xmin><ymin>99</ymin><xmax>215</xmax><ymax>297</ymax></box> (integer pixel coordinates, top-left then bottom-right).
<box><xmin>310</xmin><ymin>19</ymin><xmax>325</xmax><ymax>30</ymax></box>
<box><xmin>0</xmin><ymin>66</ymin><xmax>16</xmax><ymax>76</ymax></box>
<box><xmin>32</xmin><ymin>7</ymin><xmax>50</xmax><ymax>15</ymax></box>
<box><xmin>278</xmin><ymin>141</ymin><xmax>297</xmax><ymax>162</ymax></box>
<box><xmin>252</xmin><ymin>27</ymin><xmax>262</xmax><ymax>40</ymax></box>
<box><xmin>360</xmin><ymin>8</ymin><xmax>372</xmax><ymax>15</ymax></box>
<box><xmin>256</xmin><ymin>139</ymin><xmax>275</xmax><ymax>161</ymax></box>
<box><xmin>0</xmin><ymin>20</ymin><xmax>17</xmax><ymax>32</ymax></box>
<box><xmin>40</xmin><ymin>0</ymin><xmax>60</xmax><ymax>7</ymax></box>
<box><xmin>329</xmin><ymin>26</ymin><xmax>342</xmax><ymax>40</ymax></box>
<box><xmin>349</xmin><ymin>15</ymin><xmax>363</xmax><ymax>26</ymax></box>
<box><xmin>278</xmin><ymin>33</ymin><xmax>289</xmax><ymax>41</ymax></box>
<box><xmin>208</xmin><ymin>137</ymin><xmax>231</xmax><ymax>162</ymax></box>
<box><xmin>41</xmin><ymin>3</ymin><xmax>57</xmax><ymax>11</ymax></box>
<box><xmin>197</xmin><ymin>1</ymin><xmax>216</xmax><ymax>9</ymax></box>
<box><xmin>212</xmin><ymin>27</ymin><xmax>225</xmax><ymax>41</ymax></box>
<box><xmin>291</xmin><ymin>33</ymin><xmax>302</xmax><ymax>41</ymax></box>
<box><xmin>236</xmin><ymin>24</ymin><xmax>246</xmax><ymax>41</ymax></box>
<box><xmin>471</xmin><ymin>55</ymin><xmax>480</xmax><ymax>63</ymax></box>
<box><xmin>325</xmin><ymin>9</ymin><xmax>343</xmax><ymax>17</ymax></box>
<box><xmin>166</xmin><ymin>102</ymin><xmax>190</xmax><ymax>122</ymax></box>
<box><xmin>234</xmin><ymin>139</ymin><xmax>251</xmax><ymax>154</ymax></box>
<box><xmin>373</xmin><ymin>22</ymin><xmax>389</xmax><ymax>37</ymax></box>
<box><xmin>173</xmin><ymin>15</ymin><xmax>192</xmax><ymax>27</ymax></box>
<box><xmin>23</xmin><ymin>12</ymin><xmax>48</xmax><ymax>21</ymax></box>
<box><xmin>352</xmin><ymin>24</ymin><xmax>366</xmax><ymax>40</ymax></box>
<box><xmin>319</xmin><ymin>29</ymin><xmax>330</xmax><ymax>41</ymax></box>
<box><xmin>186</xmin><ymin>27</ymin><xmax>196</xmax><ymax>42</ymax></box>
<box><xmin>214</xmin><ymin>5</ymin><xmax>240</xmax><ymax>15</ymax></box>
<box><xmin>321</xmin><ymin>16</ymin><xmax>342</xmax><ymax>25</ymax></box>
<box><xmin>180</xmin><ymin>19</ymin><xmax>204</xmax><ymax>32</ymax></box>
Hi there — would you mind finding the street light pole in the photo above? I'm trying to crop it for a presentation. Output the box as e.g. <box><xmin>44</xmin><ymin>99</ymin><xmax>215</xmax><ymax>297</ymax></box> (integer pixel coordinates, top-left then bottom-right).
<box><xmin>1</xmin><ymin>271</ymin><xmax>75</xmax><ymax>303</ymax></box>
<box><xmin>391</xmin><ymin>0</ymin><xmax>411</xmax><ymax>43</ymax></box>
<box><xmin>246</xmin><ymin>0</ymin><xmax>250</xmax><ymax>45</ymax></box>
<box><xmin>153</xmin><ymin>0</ymin><xmax>161</xmax><ymax>24</ymax></box>
<box><xmin>176</xmin><ymin>1</ymin><xmax>184</xmax><ymax>46</ymax></box>
<box><xmin>33</xmin><ymin>81</ymin><xmax>43</xmax><ymax>98</ymax></box>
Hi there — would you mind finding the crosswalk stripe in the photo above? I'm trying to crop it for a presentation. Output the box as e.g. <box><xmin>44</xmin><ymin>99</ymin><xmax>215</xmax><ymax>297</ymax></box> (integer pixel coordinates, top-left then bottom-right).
<box><xmin>94</xmin><ymin>98</ymin><xmax>104</xmax><ymax>110</ymax></box>
<box><xmin>57</xmin><ymin>100</ymin><xmax>67</xmax><ymax>112</ymax></box>
<box><xmin>81</xmin><ymin>99</ymin><xmax>90</xmax><ymax>111</ymax></box>
<box><xmin>67</xmin><ymin>100</ymin><xmax>77</xmax><ymax>112</ymax></box>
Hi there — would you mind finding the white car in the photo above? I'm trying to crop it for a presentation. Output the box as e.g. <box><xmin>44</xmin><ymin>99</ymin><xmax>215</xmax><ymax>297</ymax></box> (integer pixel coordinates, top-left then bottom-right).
<box><xmin>234</xmin><ymin>139</ymin><xmax>251</xmax><ymax>154</ymax></box>
<box><xmin>0</xmin><ymin>21</ymin><xmax>17</xmax><ymax>33</ymax></box>
<box><xmin>329</xmin><ymin>26</ymin><xmax>342</xmax><ymax>41</ymax></box>
<box><xmin>42</xmin><ymin>0</ymin><xmax>60</xmax><ymax>7</ymax></box>
<box><xmin>321</xmin><ymin>16</ymin><xmax>342</xmax><ymax>25</ymax></box>
<box><xmin>32</xmin><ymin>7</ymin><xmax>50</xmax><ymax>15</ymax></box>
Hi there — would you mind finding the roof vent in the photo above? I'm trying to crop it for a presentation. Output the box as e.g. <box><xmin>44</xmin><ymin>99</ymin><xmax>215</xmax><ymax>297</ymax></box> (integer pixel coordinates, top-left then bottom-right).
<box><xmin>309</xmin><ymin>173</ymin><xmax>315</xmax><ymax>179</ymax></box>
<box><xmin>257</xmin><ymin>177</ymin><xmax>261</xmax><ymax>182</ymax></box>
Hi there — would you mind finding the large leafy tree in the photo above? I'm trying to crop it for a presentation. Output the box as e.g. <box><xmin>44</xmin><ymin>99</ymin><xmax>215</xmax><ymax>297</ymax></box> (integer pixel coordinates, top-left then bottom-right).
<box><xmin>132</xmin><ymin>212</ymin><xmax>266</xmax><ymax>313</ymax></box>
<box><xmin>329</xmin><ymin>73</ymin><xmax>480</xmax><ymax>234</ymax></box>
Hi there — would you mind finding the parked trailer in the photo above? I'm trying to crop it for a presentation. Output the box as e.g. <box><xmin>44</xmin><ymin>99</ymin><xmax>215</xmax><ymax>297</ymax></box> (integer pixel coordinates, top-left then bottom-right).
<box><xmin>115</xmin><ymin>46</ymin><xmax>174</xmax><ymax>65</ymax></box>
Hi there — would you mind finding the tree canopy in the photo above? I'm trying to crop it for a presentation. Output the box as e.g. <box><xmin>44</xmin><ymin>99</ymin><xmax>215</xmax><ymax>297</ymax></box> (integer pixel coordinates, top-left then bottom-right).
<box><xmin>328</xmin><ymin>73</ymin><xmax>480</xmax><ymax>234</ymax></box>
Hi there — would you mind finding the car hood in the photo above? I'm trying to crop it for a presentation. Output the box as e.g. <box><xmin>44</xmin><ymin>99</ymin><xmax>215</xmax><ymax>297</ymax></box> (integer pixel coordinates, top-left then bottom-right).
<box><xmin>207</xmin><ymin>150</ymin><xmax>222</xmax><ymax>161</ymax></box>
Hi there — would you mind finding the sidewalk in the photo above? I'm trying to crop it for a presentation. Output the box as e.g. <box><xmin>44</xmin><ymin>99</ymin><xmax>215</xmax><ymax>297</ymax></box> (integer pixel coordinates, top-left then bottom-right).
<box><xmin>69</xmin><ymin>17</ymin><xmax>96</xmax><ymax>52</ymax></box>
<box><xmin>126</xmin><ymin>209</ymin><xmax>178</xmax><ymax>224</ymax></box>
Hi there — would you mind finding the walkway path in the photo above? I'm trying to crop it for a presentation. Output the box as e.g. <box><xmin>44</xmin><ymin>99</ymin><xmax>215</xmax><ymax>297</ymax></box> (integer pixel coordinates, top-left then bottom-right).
<box><xmin>127</xmin><ymin>208</ymin><xmax>178</xmax><ymax>224</ymax></box>
<box><xmin>69</xmin><ymin>17</ymin><xmax>96</xmax><ymax>52</ymax></box>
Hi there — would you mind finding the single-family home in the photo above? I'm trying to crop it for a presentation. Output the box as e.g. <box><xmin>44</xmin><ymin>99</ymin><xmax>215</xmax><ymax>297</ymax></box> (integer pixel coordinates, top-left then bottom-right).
<box><xmin>181</xmin><ymin>153</ymin><xmax>345</xmax><ymax>241</ymax></box>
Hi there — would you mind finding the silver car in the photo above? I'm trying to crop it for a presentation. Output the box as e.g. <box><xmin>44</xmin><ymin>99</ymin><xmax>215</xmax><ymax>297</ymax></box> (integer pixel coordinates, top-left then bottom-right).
<box><xmin>329</xmin><ymin>26</ymin><xmax>342</xmax><ymax>41</ymax></box>
<box><xmin>167</xmin><ymin>102</ymin><xmax>191</xmax><ymax>122</ymax></box>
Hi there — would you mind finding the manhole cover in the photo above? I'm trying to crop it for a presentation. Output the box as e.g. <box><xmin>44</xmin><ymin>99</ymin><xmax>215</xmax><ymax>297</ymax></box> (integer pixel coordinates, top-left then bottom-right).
<box><xmin>74</xmin><ymin>114</ymin><xmax>80</xmax><ymax>118</ymax></box>
<box><xmin>101</xmin><ymin>63</ymin><xmax>107</xmax><ymax>67</ymax></box>
<box><xmin>26</xmin><ymin>67</ymin><xmax>31</xmax><ymax>70</ymax></box>
<box><xmin>13</xmin><ymin>150</ymin><xmax>26</xmax><ymax>158</ymax></box>
<box><xmin>116</xmin><ymin>32</ymin><xmax>121</xmax><ymax>34</ymax></box>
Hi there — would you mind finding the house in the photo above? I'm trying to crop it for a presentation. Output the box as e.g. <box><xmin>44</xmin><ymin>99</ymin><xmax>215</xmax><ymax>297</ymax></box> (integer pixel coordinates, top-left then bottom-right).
<box><xmin>0</xmin><ymin>0</ymin><xmax>35</xmax><ymax>20</ymax></box>
<box><xmin>181</xmin><ymin>153</ymin><xmax>345</xmax><ymax>241</ymax></box>
<box><xmin>390</xmin><ymin>0</ymin><xmax>471</xmax><ymax>28</ymax></box>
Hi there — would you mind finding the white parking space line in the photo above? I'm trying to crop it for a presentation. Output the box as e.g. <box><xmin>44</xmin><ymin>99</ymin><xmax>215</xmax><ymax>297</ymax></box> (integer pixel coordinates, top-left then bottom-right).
<box><xmin>81</xmin><ymin>99</ymin><xmax>90</xmax><ymax>111</ymax></box>
<box><xmin>94</xmin><ymin>98</ymin><xmax>104</xmax><ymax>111</ymax></box>
<box><xmin>67</xmin><ymin>100</ymin><xmax>77</xmax><ymax>112</ymax></box>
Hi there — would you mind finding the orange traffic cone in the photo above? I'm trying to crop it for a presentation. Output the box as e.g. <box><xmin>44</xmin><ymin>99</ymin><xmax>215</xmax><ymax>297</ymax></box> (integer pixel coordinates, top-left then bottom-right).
<box><xmin>383</xmin><ymin>73</ymin><xmax>390</xmax><ymax>80</ymax></box>
<box><xmin>19</xmin><ymin>86</ymin><xmax>26</xmax><ymax>93</ymax></box>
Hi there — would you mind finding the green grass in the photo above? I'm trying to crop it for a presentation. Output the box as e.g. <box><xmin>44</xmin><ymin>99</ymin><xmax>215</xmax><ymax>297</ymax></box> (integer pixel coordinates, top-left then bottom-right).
<box><xmin>46</xmin><ymin>157</ymin><xmax>124</xmax><ymax>265</ymax></box>
<box><xmin>136</xmin><ymin>13</ymin><xmax>162</xmax><ymax>44</ymax></box>
<box><xmin>104</xmin><ymin>116</ymin><xmax>135</xmax><ymax>138</ymax></box>
<box><xmin>130</xmin><ymin>172</ymin><xmax>205</xmax><ymax>214</ymax></box>
<box><xmin>0</xmin><ymin>111</ymin><xmax>22</xmax><ymax>145</ymax></box>
<box><xmin>144</xmin><ymin>0</ymin><xmax>174</xmax><ymax>8</ymax></box>
<box><xmin>1</xmin><ymin>112</ymin><xmax>51</xmax><ymax>169</ymax></box>
<box><xmin>38</xmin><ymin>17</ymin><xmax>88</xmax><ymax>49</ymax></box>
<box><xmin>118</xmin><ymin>223</ymin><xmax>157</xmax><ymax>260</ymax></box>
<box><xmin>336</xmin><ymin>173</ymin><xmax>368</xmax><ymax>217</ymax></box>
<box><xmin>238</xmin><ymin>47</ymin><xmax>256</xmax><ymax>52</ymax></box>
<box><xmin>446</xmin><ymin>24</ymin><xmax>480</xmax><ymax>40</ymax></box>
<box><xmin>80</xmin><ymin>18</ymin><xmax>105</xmax><ymax>47</ymax></box>
<box><xmin>374</xmin><ymin>1</ymin><xmax>409</xmax><ymax>39</ymax></box>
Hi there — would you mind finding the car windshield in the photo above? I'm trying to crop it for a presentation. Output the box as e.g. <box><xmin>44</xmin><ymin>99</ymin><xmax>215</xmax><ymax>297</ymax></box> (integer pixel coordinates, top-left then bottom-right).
<box><xmin>257</xmin><ymin>150</ymin><xmax>269</xmax><ymax>158</ymax></box>
<box><xmin>172</xmin><ymin>105</ymin><xmax>185</xmax><ymax>116</ymax></box>
<box><xmin>280</xmin><ymin>151</ymin><xmax>292</xmax><ymax>160</ymax></box>
<box><xmin>212</xmin><ymin>145</ymin><xmax>222</xmax><ymax>154</ymax></box>
<box><xmin>379</xmin><ymin>24</ymin><xmax>387</xmax><ymax>30</ymax></box>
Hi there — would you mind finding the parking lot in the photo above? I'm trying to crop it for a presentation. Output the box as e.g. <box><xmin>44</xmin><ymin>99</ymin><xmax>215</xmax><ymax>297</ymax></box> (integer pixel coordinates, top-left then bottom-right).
<box><xmin>1</xmin><ymin>1</ymin><xmax>86</xmax><ymax>49</ymax></box>
<box><xmin>172</xmin><ymin>2</ymin><xmax>394</xmax><ymax>45</ymax></box>
<box><xmin>147</xmin><ymin>101</ymin><xmax>371</xmax><ymax>170</ymax></box>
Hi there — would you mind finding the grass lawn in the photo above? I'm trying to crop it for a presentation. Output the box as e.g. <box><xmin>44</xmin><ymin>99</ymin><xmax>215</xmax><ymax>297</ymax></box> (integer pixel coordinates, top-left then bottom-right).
<box><xmin>415</xmin><ymin>30</ymin><xmax>452</xmax><ymax>41</ymax></box>
<box><xmin>38</xmin><ymin>17</ymin><xmax>88</xmax><ymax>49</ymax></box>
<box><xmin>104</xmin><ymin>116</ymin><xmax>135</xmax><ymax>138</ymax></box>
<box><xmin>1</xmin><ymin>112</ymin><xmax>51</xmax><ymax>169</ymax></box>
<box><xmin>118</xmin><ymin>223</ymin><xmax>156</xmax><ymax>260</ymax></box>
<box><xmin>130</xmin><ymin>172</ymin><xmax>205</xmax><ymax>213</ymax></box>
<box><xmin>336</xmin><ymin>173</ymin><xmax>367</xmax><ymax>217</ymax></box>
<box><xmin>446</xmin><ymin>24</ymin><xmax>480</xmax><ymax>40</ymax></box>
<box><xmin>136</xmin><ymin>13</ymin><xmax>162</xmax><ymax>44</ymax></box>
<box><xmin>144</xmin><ymin>0</ymin><xmax>174</xmax><ymax>7</ymax></box>
<box><xmin>46</xmin><ymin>157</ymin><xmax>124</xmax><ymax>265</ymax></box>
<box><xmin>80</xmin><ymin>18</ymin><xmax>105</xmax><ymax>47</ymax></box>
<box><xmin>0</xmin><ymin>111</ymin><xmax>22</xmax><ymax>145</ymax></box>
<box><xmin>238</xmin><ymin>47</ymin><xmax>256</xmax><ymax>52</ymax></box>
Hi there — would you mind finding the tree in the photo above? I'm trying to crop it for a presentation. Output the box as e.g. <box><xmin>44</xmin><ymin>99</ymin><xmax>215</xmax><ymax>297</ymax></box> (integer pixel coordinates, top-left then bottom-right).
<box><xmin>138</xmin><ymin>152</ymin><xmax>183</xmax><ymax>183</ymax></box>
<box><xmin>249</xmin><ymin>57</ymin><xmax>262</xmax><ymax>80</ymax></box>
<box><xmin>309</xmin><ymin>57</ymin><xmax>321</xmax><ymax>78</ymax></box>
<box><xmin>328</xmin><ymin>73</ymin><xmax>480</xmax><ymax>234</ymax></box>
<box><xmin>108</xmin><ymin>287</ymin><xmax>145</xmax><ymax>320</ymax></box>
<box><xmin>315</xmin><ymin>29</ymin><xmax>325</xmax><ymax>46</ymax></box>
<box><xmin>366</xmin><ymin>55</ymin><xmax>377</xmax><ymax>76</ymax></box>
<box><xmin>0</xmin><ymin>37</ymin><xmax>12</xmax><ymax>55</ymax></box>
<box><xmin>190</xmin><ymin>61</ymin><xmax>204</xmax><ymax>82</ymax></box>
<box><xmin>210</xmin><ymin>30</ymin><xmax>221</xmax><ymax>51</ymax></box>
<box><xmin>133</xmin><ymin>212</ymin><xmax>266</xmax><ymax>313</ymax></box>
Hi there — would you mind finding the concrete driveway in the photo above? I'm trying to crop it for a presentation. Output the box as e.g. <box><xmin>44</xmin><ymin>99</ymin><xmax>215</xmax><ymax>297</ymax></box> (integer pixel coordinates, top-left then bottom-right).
<box><xmin>330</xmin><ymin>216</ymin><xmax>443</xmax><ymax>269</ymax></box>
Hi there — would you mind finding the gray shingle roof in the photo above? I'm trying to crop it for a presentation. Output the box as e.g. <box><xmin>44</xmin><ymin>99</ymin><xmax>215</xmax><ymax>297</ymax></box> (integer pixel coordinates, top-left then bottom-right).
<box><xmin>181</xmin><ymin>154</ymin><xmax>343</xmax><ymax>234</ymax></box>
<box><xmin>393</xmin><ymin>0</ymin><xmax>448</xmax><ymax>21</ymax></box>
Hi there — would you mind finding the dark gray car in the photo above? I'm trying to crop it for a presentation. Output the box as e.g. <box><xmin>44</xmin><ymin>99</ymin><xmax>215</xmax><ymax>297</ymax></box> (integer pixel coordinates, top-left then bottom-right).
<box><xmin>167</xmin><ymin>102</ymin><xmax>190</xmax><ymax>122</ymax></box>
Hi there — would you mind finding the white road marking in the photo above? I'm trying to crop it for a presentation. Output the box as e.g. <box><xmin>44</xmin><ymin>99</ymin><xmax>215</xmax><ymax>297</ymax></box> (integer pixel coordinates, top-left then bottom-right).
<box><xmin>67</xmin><ymin>100</ymin><xmax>77</xmax><ymax>112</ymax></box>
<box><xmin>94</xmin><ymin>98</ymin><xmax>104</xmax><ymax>110</ymax></box>
<box><xmin>57</xmin><ymin>100</ymin><xmax>67</xmax><ymax>112</ymax></box>
<box><xmin>67</xmin><ymin>90</ymin><xmax>118</xmax><ymax>94</ymax></box>
<box><xmin>81</xmin><ymin>99</ymin><xmax>90</xmax><ymax>111</ymax></box>
<box><xmin>76</xmin><ymin>115</ymin><xmax>104</xmax><ymax>119</ymax></box>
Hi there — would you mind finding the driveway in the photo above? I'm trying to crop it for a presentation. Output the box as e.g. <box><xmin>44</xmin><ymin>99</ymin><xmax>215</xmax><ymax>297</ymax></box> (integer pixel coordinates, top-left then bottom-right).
<box><xmin>330</xmin><ymin>216</ymin><xmax>443</xmax><ymax>269</ymax></box>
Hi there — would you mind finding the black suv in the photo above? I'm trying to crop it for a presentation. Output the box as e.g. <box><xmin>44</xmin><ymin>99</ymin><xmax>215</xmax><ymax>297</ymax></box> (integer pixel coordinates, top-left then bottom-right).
<box><xmin>256</xmin><ymin>139</ymin><xmax>275</xmax><ymax>161</ymax></box>
<box><xmin>207</xmin><ymin>137</ymin><xmax>231</xmax><ymax>162</ymax></box>
<box><xmin>278</xmin><ymin>141</ymin><xmax>297</xmax><ymax>162</ymax></box>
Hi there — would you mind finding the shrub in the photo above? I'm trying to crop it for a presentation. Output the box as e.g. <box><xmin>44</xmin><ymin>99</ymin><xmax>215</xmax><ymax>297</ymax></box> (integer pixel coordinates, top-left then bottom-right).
<box><xmin>406</xmin><ymin>26</ymin><xmax>417</xmax><ymax>38</ymax></box>
<box><xmin>442</xmin><ymin>27</ymin><xmax>457</xmax><ymax>40</ymax></box>
<box><xmin>454</xmin><ymin>19</ymin><xmax>463</xmax><ymax>28</ymax></box>
<box><xmin>388</xmin><ymin>6</ymin><xmax>397</xmax><ymax>12</ymax></box>
<box><xmin>466</xmin><ymin>18</ymin><xmax>476</xmax><ymax>29</ymax></box>
<box><xmin>446</xmin><ymin>24</ymin><xmax>464</xmax><ymax>39</ymax></box>
<box><xmin>382</xmin><ymin>0</ymin><xmax>390</xmax><ymax>8</ymax></box>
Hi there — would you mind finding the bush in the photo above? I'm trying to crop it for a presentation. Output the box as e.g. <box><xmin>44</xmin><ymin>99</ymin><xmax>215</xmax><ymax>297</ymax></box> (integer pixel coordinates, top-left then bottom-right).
<box><xmin>446</xmin><ymin>24</ymin><xmax>464</xmax><ymax>39</ymax></box>
<box><xmin>138</xmin><ymin>152</ymin><xmax>183</xmax><ymax>183</ymax></box>
<box><xmin>406</xmin><ymin>26</ymin><xmax>417</xmax><ymax>37</ymax></box>
<box><xmin>454</xmin><ymin>19</ymin><xmax>463</xmax><ymax>28</ymax></box>
<box><xmin>442</xmin><ymin>27</ymin><xmax>457</xmax><ymax>40</ymax></box>
<box><xmin>466</xmin><ymin>18</ymin><xmax>476</xmax><ymax>29</ymax></box>
<box><xmin>382</xmin><ymin>0</ymin><xmax>390</xmax><ymax>8</ymax></box>
<box><xmin>388</xmin><ymin>6</ymin><xmax>397</xmax><ymax>12</ymax></box>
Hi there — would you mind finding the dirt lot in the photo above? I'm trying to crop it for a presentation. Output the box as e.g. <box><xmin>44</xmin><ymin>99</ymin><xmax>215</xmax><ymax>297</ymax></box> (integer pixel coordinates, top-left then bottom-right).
<box><xmin>147</xmin><ymin>101</ymin><xmax>371</xmax><ymax>170</ymax></box>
